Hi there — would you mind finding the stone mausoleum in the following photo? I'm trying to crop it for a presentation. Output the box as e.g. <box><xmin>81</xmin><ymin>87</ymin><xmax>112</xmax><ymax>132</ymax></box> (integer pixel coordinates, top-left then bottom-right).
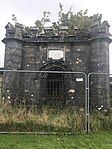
<box><xmin>2</xmin><ymin>21</ymin><xmax>111</xmax><ymax>108</ymax></box>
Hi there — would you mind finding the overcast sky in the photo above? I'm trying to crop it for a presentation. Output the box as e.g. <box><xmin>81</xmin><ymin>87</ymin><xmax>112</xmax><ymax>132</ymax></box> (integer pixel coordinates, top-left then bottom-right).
<box><xmin>0</xmin><ymin>0</ymin><xmax>112</xmax><ymax>72</ymax></box>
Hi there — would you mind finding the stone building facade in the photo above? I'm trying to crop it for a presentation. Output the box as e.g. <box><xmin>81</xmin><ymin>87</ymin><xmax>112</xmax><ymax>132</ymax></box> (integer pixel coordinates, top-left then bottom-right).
<box><xmin>2</xmin><ymin>21</ymin><xmax>111</xmax><ymax>108</ymax></box>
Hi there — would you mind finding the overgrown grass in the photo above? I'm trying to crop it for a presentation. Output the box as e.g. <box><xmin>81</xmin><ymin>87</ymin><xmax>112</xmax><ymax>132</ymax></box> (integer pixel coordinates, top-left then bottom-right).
<box><xmin>0</xmin><ymin>131</ymin><xmax>112</xmax><ymax>149</ymax></box>
<box><xmin>0</xmin><ymin>103</ymin><xmax>85</xmax><ymax>134</ymax></box>
<box><xmin>90</xmin><ymin>109</ymin><xmax>112</xmax><ymax>132</ymax></box>
<box><xmin>0</xmin><ymin>101</ymin><xmax>111</xmax><ymax>134</ymax></box>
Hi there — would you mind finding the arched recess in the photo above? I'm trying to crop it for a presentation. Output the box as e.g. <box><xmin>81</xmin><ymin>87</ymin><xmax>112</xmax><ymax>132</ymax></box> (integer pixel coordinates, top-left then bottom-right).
<box><xmin>38</xmin><ymin>61</ymin><xmax>75</xmax><ymax>106</ymax></box>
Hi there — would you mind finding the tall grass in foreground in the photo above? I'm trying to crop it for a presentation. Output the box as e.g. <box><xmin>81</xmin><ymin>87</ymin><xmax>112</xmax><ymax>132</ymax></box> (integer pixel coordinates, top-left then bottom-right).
<box><xmin>90</xmin><ymin>109</ymin><xmax>112</xmax><ymax>132</ymax></box>
<box><xmin>0</xmin><ymin>102</ymin><xmax>111</xmax><ymax>134</ymax></box>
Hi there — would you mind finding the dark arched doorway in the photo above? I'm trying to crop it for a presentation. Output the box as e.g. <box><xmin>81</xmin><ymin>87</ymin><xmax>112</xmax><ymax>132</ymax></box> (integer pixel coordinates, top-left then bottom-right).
<box><xmin>39</xmin><ymin>61</ymin><xmax>74</xmax><ymax>106</ymax></box>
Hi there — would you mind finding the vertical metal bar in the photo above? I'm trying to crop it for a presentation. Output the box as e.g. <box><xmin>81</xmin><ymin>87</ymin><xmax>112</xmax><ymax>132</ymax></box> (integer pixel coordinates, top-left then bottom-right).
<box><xmin>50</xmin><ymin>74</ymin><xmax>52</xmax><ymax>99</ymax></box>
<box><xmin>48</xmin><ymin>74</ymin><xmax>50</xmax><ymax>99</ymax></box>
<box><xmin>84</xmin><ymin>73</ymin><xmax>90</xmax><ymax>133</ymax></box>
<box><xmin>52</xmin><ymin>74</ymin><xmax>54</xmax><ymax>105</ymax></box>
<box><xmin>86</xmin><ymin>73</ymin><xmax>90</xmax><ymax>133</ymax></box>
<box><xmin>56</xmin><ymin>74</ymin><xmax>57</xmax><ymax>104</ymax></box>
<box><xmin>0</xmin><ymin>75</ymin><xmax>2</xmax><ymax>103</ymax></box>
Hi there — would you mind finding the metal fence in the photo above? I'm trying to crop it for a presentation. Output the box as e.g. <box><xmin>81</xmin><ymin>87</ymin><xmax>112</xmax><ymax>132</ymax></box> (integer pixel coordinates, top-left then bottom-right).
<box><xmin>0</xmin><ymin>70</ymin><xmax>112</xmax><ymax>134</ymax></box>
<box><xmin>87</xmin><ymin>73</ymin><xmax>112</xmax><ymax>132</ymax></box>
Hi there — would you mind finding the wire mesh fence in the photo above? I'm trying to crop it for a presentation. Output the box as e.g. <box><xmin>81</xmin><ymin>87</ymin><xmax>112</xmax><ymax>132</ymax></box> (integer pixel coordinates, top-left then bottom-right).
<box><xmin>88</xmin><ymin>73</ymin><xmax>111</xmax><ymax>110</ymax></box>
<box><xmin>0</xmin><ymin>70</ymin><xmax>87</xmax><ymax>134</ymax></box>
<box><xmin>88</xmin><ymin>73</ymin><xmax>112</xmax><ymax>132</ymax></box>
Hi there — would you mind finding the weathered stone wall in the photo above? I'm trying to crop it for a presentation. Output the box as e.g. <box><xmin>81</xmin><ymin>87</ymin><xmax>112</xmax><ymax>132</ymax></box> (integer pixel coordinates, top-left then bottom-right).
<box><xmin>2</xmin><ymin>39</ymin><xmax>23</xmax><ymax>104</ymax></box>
<box><xmin>19</xmin><ymin>42</ymin><xmax>89</xmax><ymax>106</ymax></box>
<box><xmin>89</xmin><ymin>22</ymin><xmax>111</xmax><ymax>108</ymax></box>
<box><xmin>2</xmin><ymin>21</ymin><xmax>111</xmax><ymax>108</ymax></box>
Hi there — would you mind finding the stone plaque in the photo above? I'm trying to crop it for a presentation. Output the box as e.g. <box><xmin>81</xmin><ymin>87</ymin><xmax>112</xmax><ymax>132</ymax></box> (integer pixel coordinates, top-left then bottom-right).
<box><xmin>48</xmin><ymin>50</ymin><xmax>64</xmax><ymax>59</ymax></box>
